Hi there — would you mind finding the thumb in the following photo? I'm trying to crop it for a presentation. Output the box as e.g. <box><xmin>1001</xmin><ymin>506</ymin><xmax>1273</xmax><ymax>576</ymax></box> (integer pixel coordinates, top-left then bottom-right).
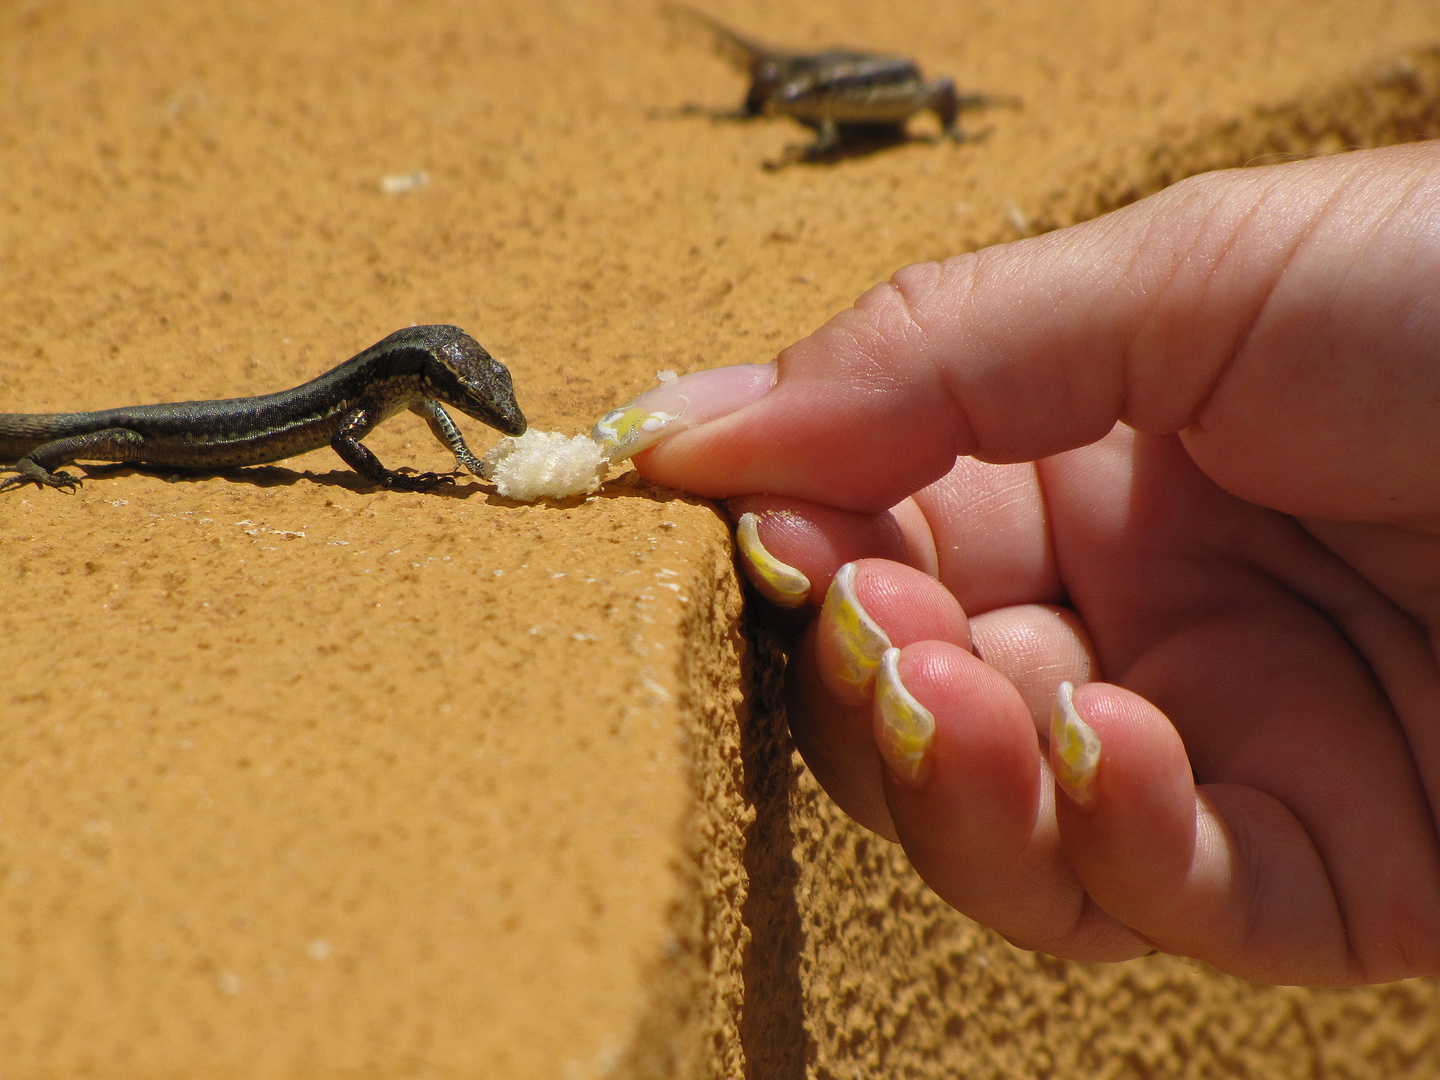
<box><xmin>628</xmin><ymin>142</ymin><xmax>1440</xmax><ymax>519</ymax></box>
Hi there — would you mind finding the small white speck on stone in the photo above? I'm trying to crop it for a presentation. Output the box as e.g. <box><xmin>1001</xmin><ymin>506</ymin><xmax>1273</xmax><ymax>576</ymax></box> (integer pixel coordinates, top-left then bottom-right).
<box><xmin>655</xmin><ymin>369</ymin><xmax>678</xmax><ymax>383</ymax></box>
<box><xmin>484</xmin><ymin>430</ymin><xmax>610</xmax><ymax>502</ymax></box>
<box><xmin>380</xmin><ymin>171</ymin><xmax>429</xmax><ymax>194</ymax></box>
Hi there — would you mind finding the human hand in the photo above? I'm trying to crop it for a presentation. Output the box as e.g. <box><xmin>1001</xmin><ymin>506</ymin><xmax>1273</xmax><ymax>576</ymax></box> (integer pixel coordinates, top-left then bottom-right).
<box><xmin>607</xmin><ymin>142</ymin><xmax>1440</xmax><ymax>986</ymax></box>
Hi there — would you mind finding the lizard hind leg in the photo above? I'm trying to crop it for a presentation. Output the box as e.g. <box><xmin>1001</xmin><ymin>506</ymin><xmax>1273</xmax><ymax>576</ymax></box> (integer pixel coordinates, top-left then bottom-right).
<box><xmin>333</xmin><ymin>406</ymin><xmax>449</xmax><ymax>491</ymax></box>
<box><xmin>0</xmin><ymin>459</ymin><xmax>82</xmax><ymax>493</ymax></box>
<box><xmin>0</xmin><ymin>427</ymin><xmax>145</xmax><ymax>493</ymax></box>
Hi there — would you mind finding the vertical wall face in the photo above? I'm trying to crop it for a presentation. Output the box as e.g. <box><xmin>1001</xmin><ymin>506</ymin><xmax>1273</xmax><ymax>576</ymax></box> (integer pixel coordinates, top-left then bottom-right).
<box><xmin>5</xmin><ymin>1</ymin><xmax>1440</xmax><ymax>1076</ymax></box>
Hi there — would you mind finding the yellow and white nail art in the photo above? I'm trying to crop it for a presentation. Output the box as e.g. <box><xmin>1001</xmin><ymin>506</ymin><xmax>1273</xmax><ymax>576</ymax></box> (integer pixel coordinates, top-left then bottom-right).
<box><xmin>1051</xmin><ymin>680</ymin><xmax>1101</xmax><ymax>806</ymax></box>
<box><xmin>590</xmin><ymin>404</ymin><xmax>681</xmax><ymax>462</ymax></box>
<box><xmin>875</xmin><ymin>647</ymin><xmax>935</xmax><ymax>785</ymax></box>
<box><xmin>734</xmin><ymin>512</ymin><xmax>811</xmax><ymax>608</ymax></box>
<box><xmin>826</xmin><ymin>561</ymin><xmax>892</xmax><ymax>691</ymax></box>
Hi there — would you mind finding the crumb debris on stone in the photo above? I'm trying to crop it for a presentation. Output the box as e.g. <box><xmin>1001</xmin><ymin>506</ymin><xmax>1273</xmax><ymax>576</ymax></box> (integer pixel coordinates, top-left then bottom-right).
<box><xmin>1005</xmin><ymin>199</ymin><xmax>1031</xmax><ymax>235</ymax></box>
<box><xmin>380</xmin><ymin>171</ymin><xmax>429</xmax><ymax>194</ymax></box>
<box><xmin>484</xmin><ymin>430</ymin><xmax>610</xmax><ymax>501</ymax></box>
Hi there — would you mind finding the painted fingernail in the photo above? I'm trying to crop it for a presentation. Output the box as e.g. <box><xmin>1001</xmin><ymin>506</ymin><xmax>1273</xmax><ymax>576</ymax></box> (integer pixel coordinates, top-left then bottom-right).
<box><xmin>1051</xmin><ymin>680</ymin><xmax>1101</xmax><ymax>807</ymax></box>
<box><xmin>590</xmin><ymin>362</ymin><xmax>777</xmax><ymax>461</ymax></box>
<box><xmin>735</xmin><ymin>512</ymin><xmax>811</xmax><ymax>608</ymax></box>
<box><xmin>825</xmin><ymin>561</ymin><xmax>892</xmax><ymax>692</ymax></box>
<box><xmin>875</xmin><ymin>647</ymin><xmax>935</xmax><ymax>786</ymax></box>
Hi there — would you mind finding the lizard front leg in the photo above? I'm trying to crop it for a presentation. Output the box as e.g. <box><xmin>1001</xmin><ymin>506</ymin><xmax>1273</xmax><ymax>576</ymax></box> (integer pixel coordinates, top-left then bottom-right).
<box><xmin>766</xmin><ymin>117</ymin><xmax>842</xmax><ymax>169</ymax></box>
<box><xmin>806</xmin><ymin>117</ymin><xmax>842</xmax><ymax>157</ymax></box>
<box><xmin>332</xmin><ymin>406</ymin><xmax>450</xmax><ymax>491</ymax></box>
<box><xmin>409</xmin><ymin>400</ymin><xmax>487</xmax><ymax>477</ymax></box>
<box><xmin>0</xmin><ymin>428</ymin><xmax>145</xmax><ymax>493</ymax></box>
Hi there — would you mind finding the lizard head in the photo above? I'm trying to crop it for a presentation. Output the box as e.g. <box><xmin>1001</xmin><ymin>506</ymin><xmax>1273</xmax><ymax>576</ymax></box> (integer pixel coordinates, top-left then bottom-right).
<box><xmin>386</xmin><ymin>325</ymin><xmax>528</xmax><ymax>436</ymax></box>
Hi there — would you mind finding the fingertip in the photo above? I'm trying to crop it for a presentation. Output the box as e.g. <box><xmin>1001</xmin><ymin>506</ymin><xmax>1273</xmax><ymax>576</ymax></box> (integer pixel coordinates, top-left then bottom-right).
<box><xmin>862</xmin><ymin>643</ymin><xmax>1157</xmax><ymax>961</ymax></box>
<box><xmin>968</xmin><ymin>604</ymin><xmax>1096</xmax><ymax>735</ymax></box>
<box><xmin>784</xmin><ymin>555</ymin><xmax>970</xmax><ymax>846</ymax></box>
<box><xmin>1050</xmin><ymin>682</ymin><xmax>1203</xmax><ymax>913</ymax></box>
<box><xmin>734</xmin><ymin>511</ymin><xmax>812</xmax><ymax>608</ymax></box>
<box><xmin>815</xmin><ymin>558</ymin><xmax>969</xmax><ymax>707</ymax></box>
<box><xmin>786</xmin><ymin>625</ymin><xmax>900</xmax><ymax>841</ymax></box>
<box><xmin>821</xmin><ymin>562</ymin><xmax>894</xmax><ymax>700</ymax></box>
<box><xmin>877</xmin><ymin>641</ymin><xmax>1044</xmax><ymax>835</ymax></box>
<box><xmin>874</xmin><ymin>646</ymin><xmax>935</xmax><ymax>787</ymax></box>
<box><xmin>725</xmin><ymin>497</ymin><xmax>913</xmax><ymax>613</ymax></box>
<box><xmin>592</xmin><ymin>362</ymin><xmax>777</xmax><ymax>461</ymax></box>
<box><xmin>637</xmin><ymin>296</ymin><xmax>971</xmax><ymax>510</ymax></box>
<box><xmin>1050</xmin><ymin>680</ymin><xmax>1101</xmax><ymax>809</ymax></box>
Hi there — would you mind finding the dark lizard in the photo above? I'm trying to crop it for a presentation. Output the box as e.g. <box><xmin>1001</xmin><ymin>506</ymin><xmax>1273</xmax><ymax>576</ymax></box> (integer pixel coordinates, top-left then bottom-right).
<box><xmin>669</xmin><ymin>3</ymin><xmax>1018</xmax><ymax>165</ymax></box>
<box><xmin>0</xmin><ymin>324</ymin><xmax>527</xmax><ymax>493</ymax></box>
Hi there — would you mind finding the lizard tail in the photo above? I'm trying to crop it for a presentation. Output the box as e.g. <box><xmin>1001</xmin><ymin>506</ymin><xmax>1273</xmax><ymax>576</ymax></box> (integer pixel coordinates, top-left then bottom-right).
<box><xmin>661</xmin><ymin>1</ymin><xmax>784</xmax><ymax>73</ymax></box>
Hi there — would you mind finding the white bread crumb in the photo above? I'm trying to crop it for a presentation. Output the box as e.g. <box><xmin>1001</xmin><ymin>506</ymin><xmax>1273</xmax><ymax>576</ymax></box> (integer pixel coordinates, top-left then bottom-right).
<box><xmin>483</xmin><ymin>430</ymin><xmax>610</xmax><ymax>502</ymax></box>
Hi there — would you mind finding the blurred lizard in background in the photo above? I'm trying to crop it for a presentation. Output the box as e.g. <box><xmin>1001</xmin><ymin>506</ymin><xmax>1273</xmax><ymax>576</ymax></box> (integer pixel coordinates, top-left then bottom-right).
<box><xmin>666</xmin><ymin>2</ymin><xmax>1019</xmax><ymax>166</ymax></box>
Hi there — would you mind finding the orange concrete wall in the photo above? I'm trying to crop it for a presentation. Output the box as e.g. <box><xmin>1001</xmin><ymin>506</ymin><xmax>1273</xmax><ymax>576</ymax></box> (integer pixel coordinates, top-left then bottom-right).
<box><xmin>4</xmin><ymin>2</ymin><xmax>1440</xmax><ymax>1076</ymax></box>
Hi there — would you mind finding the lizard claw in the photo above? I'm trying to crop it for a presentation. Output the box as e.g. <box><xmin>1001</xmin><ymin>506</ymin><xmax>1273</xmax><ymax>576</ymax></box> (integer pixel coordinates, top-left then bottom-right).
<box><xmin>0</xmin><ymin>465</ymin><xmax>81</xmax><ymax>493</ymax></box>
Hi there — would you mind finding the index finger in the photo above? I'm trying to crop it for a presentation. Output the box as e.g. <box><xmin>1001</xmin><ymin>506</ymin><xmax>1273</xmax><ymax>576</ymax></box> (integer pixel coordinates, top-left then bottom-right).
<box><xmin>631</xmin><ymin>143</ymin><xmax>1440</xmax><ymax>519</ymax></box>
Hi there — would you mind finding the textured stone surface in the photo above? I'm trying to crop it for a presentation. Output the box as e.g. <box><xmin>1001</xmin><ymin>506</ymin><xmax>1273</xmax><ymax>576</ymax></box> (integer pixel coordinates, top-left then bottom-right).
<box><xmin>6</xmin><ymin>1</ymin><xmax>1440</xmax><ymax>1077</ymax></box>
<box><xmin>787</xmin><ymin>760</ymin><xmax>1440</xmax><ymax>1079</ymax></box>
